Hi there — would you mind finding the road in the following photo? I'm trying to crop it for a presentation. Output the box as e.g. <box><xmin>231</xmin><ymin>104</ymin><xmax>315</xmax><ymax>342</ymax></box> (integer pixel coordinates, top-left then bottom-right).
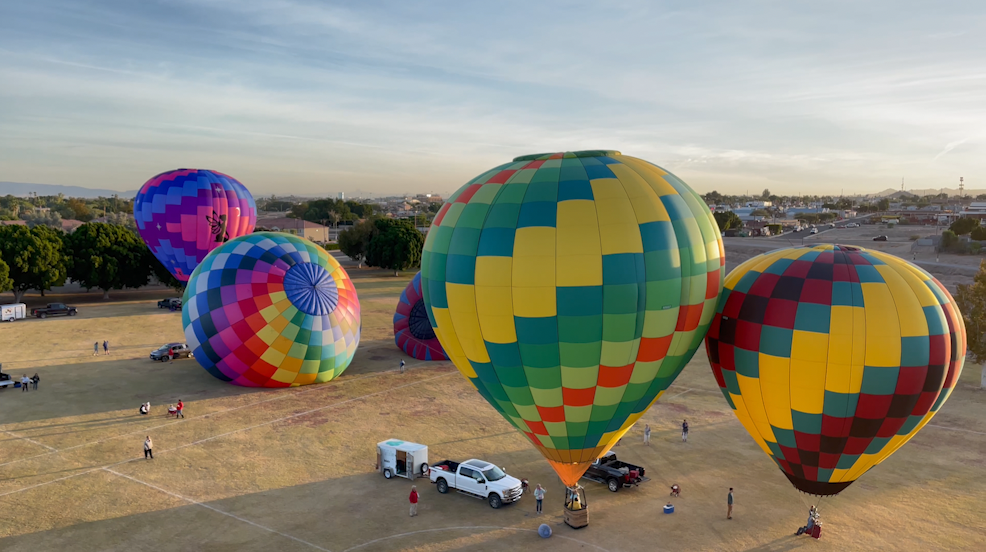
<box><xmin>770</xmin><ymin>214</ymin><xmax>874</xmax><ymax>243</ymax></box>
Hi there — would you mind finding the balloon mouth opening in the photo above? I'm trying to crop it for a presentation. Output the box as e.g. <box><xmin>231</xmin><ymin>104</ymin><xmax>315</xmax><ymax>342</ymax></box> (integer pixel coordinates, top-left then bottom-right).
<box><xmin>408</xmin><ymin>300</ymin><xmax>437</xmax><ymax>340</ymax></box>
<box><xmin>783</xmin><ymin>472</ymin><xmax>852</xmax><ymax>496</ymax></box>
<box><xmin>283</xmin><ymin>263</ymin><xmax>338</xmax><ymax>316</ymax></box>
<box><xmin>512</xmin><ymin>150</ymin><xmax>621</xmax><ymax>162</ymax></box>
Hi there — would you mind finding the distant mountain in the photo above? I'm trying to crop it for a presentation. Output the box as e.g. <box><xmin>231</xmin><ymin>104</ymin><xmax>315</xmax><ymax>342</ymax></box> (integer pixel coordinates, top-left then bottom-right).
<box><xmin>0</xmin><ymin>182</ymin><xmax>139</xmax><ymax>199</ymax></box>
<box><xmin>866</xmin><ymin>187</ymin><xmax>986</xmax><ymax>198</ymax></box>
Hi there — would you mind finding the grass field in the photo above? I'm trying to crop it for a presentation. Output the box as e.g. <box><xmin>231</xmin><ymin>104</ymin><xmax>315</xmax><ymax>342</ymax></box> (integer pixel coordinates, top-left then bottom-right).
<box><xmin>1</xmin><ymin>254</ymin><xmax>985</xmax><ymax>551</ymax></box>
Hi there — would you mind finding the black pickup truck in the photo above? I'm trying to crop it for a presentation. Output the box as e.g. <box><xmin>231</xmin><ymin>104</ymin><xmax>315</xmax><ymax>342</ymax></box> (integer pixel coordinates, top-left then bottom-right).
<box><xmin>581</xmin><ymin>451</ymin><xmax>649</xmax><ymax>492</ymax></box>
<box><xmin>31</xmin><ymin>303</ymin><xmax>78</xmax><ymax>319</ymax></box>
<box><xmin>157</xmin><ymin>297</ymin><xmax>182</xmax><ymax>310</ymax></box>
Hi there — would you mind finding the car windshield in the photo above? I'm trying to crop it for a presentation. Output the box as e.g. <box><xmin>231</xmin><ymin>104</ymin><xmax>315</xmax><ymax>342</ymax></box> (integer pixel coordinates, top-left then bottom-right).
<box><xmin>156</xmin><ymin>345</ymin><xmax>172</xmax><ymax>351</ymax></box>
<box><xmin>482</xmin><ymin>466</ymin><xmax>506</xmax><ymax>481</ymax></box>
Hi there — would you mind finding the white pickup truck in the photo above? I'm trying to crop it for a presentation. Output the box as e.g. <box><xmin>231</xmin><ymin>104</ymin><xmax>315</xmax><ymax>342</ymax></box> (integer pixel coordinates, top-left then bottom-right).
<box><xmin>429</xmin><ymin>459</ymin><xmax>524</xmax><ymax>509</ymax></box>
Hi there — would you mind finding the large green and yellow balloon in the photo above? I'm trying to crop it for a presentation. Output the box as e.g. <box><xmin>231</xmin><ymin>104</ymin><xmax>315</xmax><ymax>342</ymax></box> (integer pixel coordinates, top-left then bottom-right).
<box><xmin>421</xmin><ymin>150</ymin><xmax>724</xmax><ymax>486</ymax></box>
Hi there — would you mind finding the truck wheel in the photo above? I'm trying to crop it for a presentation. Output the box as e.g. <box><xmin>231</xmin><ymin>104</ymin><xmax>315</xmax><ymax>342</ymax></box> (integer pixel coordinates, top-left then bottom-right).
<box><xmin>69</xmin><ymin>311</ymin><xmax>76</xmax><ymax>316</ymax></box>
<box><xmin>488</xmin><ymin>494</ymin><xmax>502</xmax><ymax>509</ymax></box>
<box><xmin>436</xmin><ymin>479</ymin><xmax>449</xmax><ymax>494</ymax></box>
<box><xmin>383</xmin><ymin>469</ymin><xmax>392</xmax><ymax>479</ymax></box>
<box><xmin>608</xmin><ymin>478</ymin><xmax>620</xmax><ymax>492</ymax></box>
<box><xmin>39</xmin><ymin>313</ymin><xmax>46</xmax><ymax>319</ymax></box>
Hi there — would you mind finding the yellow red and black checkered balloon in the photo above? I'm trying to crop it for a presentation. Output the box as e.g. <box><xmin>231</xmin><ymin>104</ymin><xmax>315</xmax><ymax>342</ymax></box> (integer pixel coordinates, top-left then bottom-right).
<box><xmin>421</xmin><ymin>151</ymin><xmax>724</xmax><ymax>486</ymax></box>
<box><xmin>705</xmin><ymin>244</ymin><xmax>966</xmax><ymax>495</ymax></box>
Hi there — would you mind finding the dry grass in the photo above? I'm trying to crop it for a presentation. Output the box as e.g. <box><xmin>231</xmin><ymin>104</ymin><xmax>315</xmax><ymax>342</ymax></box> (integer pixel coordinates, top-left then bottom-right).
<box><xmin>1</xmin><ymin>264</ymin><xmax>985</xmax><ymax>551</ymax></box>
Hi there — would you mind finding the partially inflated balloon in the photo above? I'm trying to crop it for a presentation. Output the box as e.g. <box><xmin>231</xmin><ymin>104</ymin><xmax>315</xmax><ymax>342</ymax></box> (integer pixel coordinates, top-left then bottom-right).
<box><xmin>135</xmin><ymin>169</ymin><xmax>257</xmax><ymax>281</ymax></box>
<box><xmin>182</xmin><ymin>233</ymin><xmax>361</xmax><ymax>387</ymax></box>
<box><xmin>421</xmin><ymin>150</ymin><xmax>724</xmax><ymax>486</ymax></box>
<box><xmin>705</xmin><ymin>244</ymin><xmax>966</xmax><ymax>495</ymax></box>
<box><xmin>394</xmin><ymin>272</ymin><xmax>448</xmax><ymax>361</ymax></box>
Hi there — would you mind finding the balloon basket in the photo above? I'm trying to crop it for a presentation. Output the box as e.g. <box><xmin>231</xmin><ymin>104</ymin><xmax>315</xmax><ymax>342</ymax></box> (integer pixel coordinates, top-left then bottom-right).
<box><xmin>563</xmin><ymin>485</ymin><xmax>588</xmax><ymax>529</ymax></box>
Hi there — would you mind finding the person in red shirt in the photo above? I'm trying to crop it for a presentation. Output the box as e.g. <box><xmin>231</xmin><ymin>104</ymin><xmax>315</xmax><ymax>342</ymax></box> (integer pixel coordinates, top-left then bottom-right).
<box><xmin>176</xmin><ymin>400</ymin><xmax>184</xmax><ymax>419</ymax></box>
<box><xmin>409</xmin><ymin>485</ymin><xmax>418</xmax><ymax>517</ymax></box>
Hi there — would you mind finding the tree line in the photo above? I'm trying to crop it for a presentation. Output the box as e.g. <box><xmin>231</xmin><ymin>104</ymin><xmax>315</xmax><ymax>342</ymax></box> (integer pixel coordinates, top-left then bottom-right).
<box><xmin>0</xmin><ymin>222</ymin><xmax>180</xmax><ymax>302</ymax></box>
<box><xmin>338</xmin><ymin>218</ymin><xmax>424</xmax><ymax>275</ymax></box>
<box><xmin>0</xmin><ymin>194</ymin><xmax>133</xmax><ymax>223</ymax></box>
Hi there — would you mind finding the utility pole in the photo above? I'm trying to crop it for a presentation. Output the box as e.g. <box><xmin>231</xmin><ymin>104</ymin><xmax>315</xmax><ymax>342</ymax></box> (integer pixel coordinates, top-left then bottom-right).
<box><xmin>959</xmin><ymin>177</ymin><xmax>964</xmax><ymax>198</ymax></box>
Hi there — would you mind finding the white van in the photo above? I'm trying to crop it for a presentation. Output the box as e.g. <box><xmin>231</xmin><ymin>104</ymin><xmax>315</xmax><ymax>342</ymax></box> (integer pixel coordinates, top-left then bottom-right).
<box><xmin>1</xmin><ymin>303</ymin><xmax>26</xmax><ymax>322</ymax></box>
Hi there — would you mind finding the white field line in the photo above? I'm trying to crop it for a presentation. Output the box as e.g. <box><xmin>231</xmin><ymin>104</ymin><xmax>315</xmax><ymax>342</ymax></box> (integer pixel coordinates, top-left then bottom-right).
<box><xmin>0</xmin><ymin>363</ymin><xmax>440</xmax><ymax>469</ymax></box>
<box><xmin>662</xmin><ymin>389</ymin><xmax>695</xmax><ymax>401</ymax></box>
<box><xmin>2</xmin><ymin>430</ymin><xmax>57</xmax><ymax>452</ymax></box>
<box><xmin>0</xmin><ymin>373</ymin><xmax>454</xmax><ymax>499</ymax></box>
<box><xmin>342</xmin><ymin>526</ymin><xmax>612</xmax><ymax>552</ymax></box>
<box><xmin>104</xmin><ymin>468</ymin><xmax>331</xmax><ymax>552</ymax></box>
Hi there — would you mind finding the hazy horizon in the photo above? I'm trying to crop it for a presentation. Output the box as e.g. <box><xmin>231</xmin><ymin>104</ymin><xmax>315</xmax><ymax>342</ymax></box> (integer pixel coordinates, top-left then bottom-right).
<box><xmin>2</xmin><ymin>1</ymin><xmax>984</xmax><ymax>196</ymax></box>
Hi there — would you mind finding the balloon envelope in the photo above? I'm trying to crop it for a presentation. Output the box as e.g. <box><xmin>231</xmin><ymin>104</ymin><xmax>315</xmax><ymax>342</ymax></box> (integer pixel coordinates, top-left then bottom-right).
<box><xmin>182</xmin><ymin>232</ymin><xmax>361</xmax><ymax>387</ymax></box>
<box><xmin>705</xmin><ymin>244</ymin><xmax>965</xmax><ymax>495</ymax></box>
<box><xmin>421</xmin><ymin>150</ymin><xmax>724</xmax><ymax>486</ymax></box>
<box><xmin>394</xmin><ymin>272</ymin><xmax>448</xmax><ymax>361</ymax></box>
<box><xmin>135</xmin><ymin>169</ymin><xmax>257</xmax><ymax>281</ymax></box>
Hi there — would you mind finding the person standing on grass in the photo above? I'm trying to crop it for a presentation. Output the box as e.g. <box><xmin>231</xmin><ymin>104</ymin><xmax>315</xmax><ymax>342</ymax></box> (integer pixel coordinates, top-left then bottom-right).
<box><xmin>103</xmin><ymin>340</ymin><xmax>109</xmax><ymax>355</ymax></box>
<box><xmin>682</xmin><ymin>419</ymin><xmax>689</xmax><ymax>442</ymax></box>
<box><xmin>144</xmin><ymin>436</ymin><xmax>153</xmax><ymax>459</ymax></box>
<box><xmin>31</xmin><ymin>373</ymin><xmax>39</xmax><ymax>390</ymax></box>
<box><xmin>644</xmin><ymin>424</ymin><xmax>651</xmax><ymax>445</ymax></box>
<box><xmin>409</xmin><ymin>485</ymin><xmax>419</xmax><ymax>517</ymax></box>
<box><xmin>727</xmin><ymin>487</ymin><xmax>734</xmax><ymax>519</ymax></box>
<box><xmin>93</xmin><ymin>342</ymin><xmax>99</xmax><ymax>356</ymax></box>
<box><xmin>21</xmin><ymin>375</ymin><xmax>30</xmax><ymax>392</ymax></box>
<box><xmin>534</xmin><ymin>484</ymin><xmax>545</xmax><ymax>514</ymax></box>
<box><xmin>176</xmin><ymin>399</ymin><xmax>184</xmax><ymax>418</ymax></box>
<box><xmin>400</xmin><ymin>359</ymin><xmax>405</xmax><ymax>374</ymax></box>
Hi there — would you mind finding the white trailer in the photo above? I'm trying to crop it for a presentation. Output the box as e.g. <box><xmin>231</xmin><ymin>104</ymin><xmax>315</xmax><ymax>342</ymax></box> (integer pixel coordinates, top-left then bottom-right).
<box><xmin>376</xmin><ymin>439</ymin><xmax>428</xmax><ymax>480</ymax></box>
<box><xmin>1</xmin><ymin>303</ymin><xmax>26</xmax><ymax>322</ymax></box>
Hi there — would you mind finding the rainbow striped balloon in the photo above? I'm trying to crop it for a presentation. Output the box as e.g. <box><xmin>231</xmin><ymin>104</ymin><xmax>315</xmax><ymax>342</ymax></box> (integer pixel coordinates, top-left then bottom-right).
<box><xmin>183</xmin><ymin>233</ymin><xmax>361</xmax><ymax>387</ymax></box>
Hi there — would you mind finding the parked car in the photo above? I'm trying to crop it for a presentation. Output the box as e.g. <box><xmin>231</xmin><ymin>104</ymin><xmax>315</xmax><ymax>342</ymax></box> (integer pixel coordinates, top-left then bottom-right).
<box><xmin>376</xmin><ymin>439</ymin><xmax>428</xmax><ymax>480</ymax></box>
<box><xmin>873</xmin><ymin>235</ymin><xmax>888</xmax><ymax>241</ymax></box>
<box><xmin>157</xmin><ymin>297</ymin><xmax>182</xmax><ymax>310</ymax></box>
<box><xmin>31</xmin><ymin>303</ymin><xmax>78</xmax><ymax>318</ymax></box>
<box><xmin>581</xmin><ymin>451</ymin><xmax>649</xmax><ymax>492</ymax></box>
<box><xmin>150</xmin><ymin>343</ymin><xmax>193</xmax><ymax>361</ymax></box>
<box><xmin>429</xmin><ymin>459</ymin><xmax>524</xmax><ymax>508</ymax></box>
<box><xmin>1</xmin><ymin>303</ymin><xmax>26</xmax><ymax>322</ymax></box>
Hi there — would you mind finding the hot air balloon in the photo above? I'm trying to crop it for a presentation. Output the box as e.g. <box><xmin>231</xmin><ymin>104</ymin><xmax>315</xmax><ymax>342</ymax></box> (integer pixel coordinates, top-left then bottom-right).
<box><xmin>394</xmin><ymin>272</ymin><xmax>448</xmax><ymax>361</ymax></box>
<box><xmin>134</xmin><ymin>169</ymin><xmax>257</xmax><ymax>281</ymax></box>
<box><xmin>182</xmin><ymin>232</ymin><xmax>360</xmax><ymax>387</ymax></box>
<box><xmin>421</xmin><ymin>150</ymin><xmax>724</xmax><ymax>489</ymax></box>
<box><xmin>705</xmin><ymin>244</ymin><xmax>966</xmax><ymax>496</ymax></box>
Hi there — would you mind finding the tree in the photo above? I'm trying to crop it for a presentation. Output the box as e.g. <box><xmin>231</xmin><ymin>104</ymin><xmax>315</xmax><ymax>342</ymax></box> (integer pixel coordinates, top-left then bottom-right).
<box><xmin>940</xmin><ymin>230</ymin><xmax>959</xmax><ymax>251</ymax></box>
<box><xmin>65</xmin><ymin>223</ymin><xmax>153</xmax><ymax>299</ymax></box>
<box><xmin>949</xmin><ymin>217</ymin><xmax>980</xmax><ymax>236</ymax></box>
<box><xmin>0</xmin><ymin>224</ymin><xmax>68</xmax><ymax>302</ymax></box>
<box><xmin>877</xmin><ymin>198</ymin><xmax>890</xmax><ymax>211</ymax></box>
<box><xmin>955</xmin><ymin>260</ymin><xmax>986</xmax><ymax>388</ymax></box>
<box><xmin>103</xmin><ymin>211</ymin><xmax>136</xmax><ymax>230</ymax></box>
<box><xmin>0</xmin><ymin>258</ymin><xmax>12</xmax><ymax>295</ymax></box>
<box><xmin>703</xmin><ymin>190</ymin><xmax>724</xmax><ymax>205</ymax></box>
<box><xmin>337</xmin><ymin>219</ymin><xmax>379</xmax><ymax>268</ymax></box>
<box><xmin>761</xmin><ymin>189</ymin><xmax>771</xmax><ymax>200</ymax></box>
<box><xmin>22</xmin><ymin>210</ymin><xmax>63</xmax><ymax>229</ymax></box>
<box><xmin>750</xmin><ymin>209</ymin><xmax>770</xmax><ymax>217</ymax></box>
<box><xmin>971</xmin><ymin>227</ymin><xmax>986</xmax><ymax>241</ymax></box>
<box><xmin>713</xmin><ymin>211</ymin><xmax>743</xmax><ymax>232</ymax></box>
<box><xmin>366</xmin><ymin>219</ymin><xmax>425</xmax><ymax>275</ymax></box>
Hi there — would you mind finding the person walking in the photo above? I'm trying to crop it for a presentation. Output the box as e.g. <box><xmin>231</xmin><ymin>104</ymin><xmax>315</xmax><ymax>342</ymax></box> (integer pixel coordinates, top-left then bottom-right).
<box><xmin>533</xmin><ymin>484</ymin><xmax>545</xmax><ymax>514</ymax></box>
<box><xmin>727</xmin><ymin>487</ymin><xmax>734</xmax><ymax>519</ymax></box>
<box><xmin>144</xmin><ymin>436</ymin><xmax>154</xmax><ymax>459</ymax></box>
<box><xmin>644</xmin><ymin>424</ymin><xmax>651</xmax><ymax>445</ymax></box>
<box><xmin>31</xmin><ymin>373</ymin><xmax>39</xmax><ymax>390</ymax></box>
<box><xmin>93</xmin><ymin>342</ymin><xmax>99</xmax><ymax>356</ymax></box>
<box><xmin>103</xmin><ymin>340</ymin><xmax>109</xmax><ymax>355</ymax></box>
<box><xmin>409</xmin><ymin>485</ymin><xmax>419</xmax><ymax>517</ymax></box>
<box><xmin>682</xmin><ymin>419</ymin><xmax>689</xmax><ymax>442</ymax></box>
<box><xmin>21</xmin><ymin>375</ymin><xmax>30</xmax><ymax>392</ymax></box>
<box><xmin>176</xmin><ymin>399</ymin><xmax>184</xmax><ymax>418</ymax></box>
<box><xmin>400</xmin><ymin>359</ymin><xmax>405</xmax><ymax>374</ymax></box>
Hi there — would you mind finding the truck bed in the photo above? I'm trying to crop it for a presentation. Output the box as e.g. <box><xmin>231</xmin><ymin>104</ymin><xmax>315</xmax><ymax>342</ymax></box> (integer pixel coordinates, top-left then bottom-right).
<box><xmin>431</xmin><ymin>460</ymin><xmax>459</xmax><ymax>473</ymax></box>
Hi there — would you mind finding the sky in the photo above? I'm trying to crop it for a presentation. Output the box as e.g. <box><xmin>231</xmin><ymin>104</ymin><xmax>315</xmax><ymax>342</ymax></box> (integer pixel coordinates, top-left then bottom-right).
<box><xmin>1</xmin><ymin>0</ymin><xmax>985</xmax><ymax>197</ymax></box>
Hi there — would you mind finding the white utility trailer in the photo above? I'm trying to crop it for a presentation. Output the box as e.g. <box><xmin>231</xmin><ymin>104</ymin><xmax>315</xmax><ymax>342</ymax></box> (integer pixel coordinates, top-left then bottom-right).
<box><xmin>376</xmin><ymin>439</ymin><xmax>428</xmax><ymax>480</ymax></box>
<box><xmin>1</xmin><ymin>303</ymin><xmax>26</xmax><ymax>322</ymax></box>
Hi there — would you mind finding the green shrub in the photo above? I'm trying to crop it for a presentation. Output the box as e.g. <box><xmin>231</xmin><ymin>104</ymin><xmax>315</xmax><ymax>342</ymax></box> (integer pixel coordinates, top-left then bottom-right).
<box><xmin>910</xmin><ymin>235</ymin><xmax>920</xmax><ymax>241</ymax></box>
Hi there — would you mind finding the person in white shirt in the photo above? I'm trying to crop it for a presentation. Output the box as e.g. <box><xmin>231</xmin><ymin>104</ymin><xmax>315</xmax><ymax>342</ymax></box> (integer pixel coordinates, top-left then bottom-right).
<box><xmin>144</xmin><ymin>436</ymin><xmax>153</xmax><ymax>459</ymax></box>
<box><xmin>644</xmin><ymin>424</ymin><xmax>651</xmax><ymax>445</ymax></box>
<box><xmin>534</xmin><ymin>484</ymin><xmax>545</xmax><ymax>514</ymax></box>
<box><xmin>21</xmin><ymin>375</ymin><xmax>30</xmax><ymax>393</ymax></box>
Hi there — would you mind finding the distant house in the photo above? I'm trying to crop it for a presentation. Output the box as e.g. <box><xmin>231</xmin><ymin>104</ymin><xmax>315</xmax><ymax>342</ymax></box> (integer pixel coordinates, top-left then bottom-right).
<box><xmin>257</xmin><ymin>217</ymin><xmax>330</xmax><ymax>242</ymax></box>
<box><xmin>0</xmin><ymin>220</ymin><xmax>27</xmax><ymax>226</ymax></box>
<box><xmin>61</xmin><ymin>219</ymin><xmax>85</xmax><ymax>233</ymax></box>
<box><xmin>960</xmin><ymin>202</ymin><xmax>986</xmax><ymax>220</ymax></box>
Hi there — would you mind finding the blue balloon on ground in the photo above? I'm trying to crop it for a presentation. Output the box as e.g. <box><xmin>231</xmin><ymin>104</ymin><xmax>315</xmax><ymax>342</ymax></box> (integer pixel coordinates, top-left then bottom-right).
<box><xmin>538</xmin><ymin>524</ymin><xmax>552</xmax><ymax>538</ymax></box>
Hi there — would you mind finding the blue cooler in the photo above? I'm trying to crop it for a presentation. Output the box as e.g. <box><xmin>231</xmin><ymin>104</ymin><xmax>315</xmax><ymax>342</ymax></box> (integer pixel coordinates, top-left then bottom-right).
<box><xmin>663</xmin><ymin>504</ymin><xmax>674</xmax><ymax>514</ymax></box>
